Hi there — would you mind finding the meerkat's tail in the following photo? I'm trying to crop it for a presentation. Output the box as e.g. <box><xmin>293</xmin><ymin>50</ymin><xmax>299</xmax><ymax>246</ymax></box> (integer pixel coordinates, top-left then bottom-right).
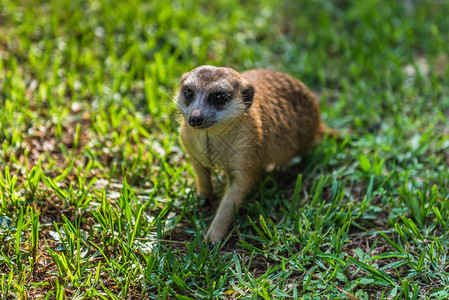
<box><xmin>314</xmin><ymin>121</ymin><xmax>338</xmax><ymax>143</ymax></box>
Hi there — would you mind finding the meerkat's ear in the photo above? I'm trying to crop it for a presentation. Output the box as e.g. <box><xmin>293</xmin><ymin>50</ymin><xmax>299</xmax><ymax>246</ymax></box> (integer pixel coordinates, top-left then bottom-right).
<box><xmin>241</xmin><ymin>84</ymin><xmax>254</xmax><ymax>109</ymax></box>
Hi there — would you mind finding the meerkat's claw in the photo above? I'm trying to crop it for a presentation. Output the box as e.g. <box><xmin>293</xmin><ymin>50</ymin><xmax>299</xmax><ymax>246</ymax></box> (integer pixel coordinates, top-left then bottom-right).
<box><xmin>204</xmin><ymin>227</ymin><xmax>226</xmax><ymax>244</ymax></box>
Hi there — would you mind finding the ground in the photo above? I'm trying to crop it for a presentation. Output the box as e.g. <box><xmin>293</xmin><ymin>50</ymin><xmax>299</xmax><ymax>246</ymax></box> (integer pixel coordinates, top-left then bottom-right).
<box><xmin>0</xmin><ymin>0</ymin><xmax>448</xmax><ymax>299</ymax></box>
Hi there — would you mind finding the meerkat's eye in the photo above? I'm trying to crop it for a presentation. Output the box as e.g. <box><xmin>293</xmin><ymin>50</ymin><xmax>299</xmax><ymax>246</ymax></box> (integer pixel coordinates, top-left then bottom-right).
<box><xmin>215</xmin><ymin>93</ymin><xmax>226</xmax><ymax>102</ymax></box>
<box><xmin>183</xmin><ymin>88</ymin><xmax>194</xmax><ymax>99</ymax></box>
<box><xmin>209</xmin><ymin>92</ymin><xmax>229</xmax><ymax>107</ymax></box>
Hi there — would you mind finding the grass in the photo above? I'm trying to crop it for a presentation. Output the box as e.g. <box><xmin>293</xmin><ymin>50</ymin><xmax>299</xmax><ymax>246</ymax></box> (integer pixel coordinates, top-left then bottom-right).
<box><xmin>0</xmin><ymin>0</ymin><xmax>448</xmax><ymax>298</ymax></box>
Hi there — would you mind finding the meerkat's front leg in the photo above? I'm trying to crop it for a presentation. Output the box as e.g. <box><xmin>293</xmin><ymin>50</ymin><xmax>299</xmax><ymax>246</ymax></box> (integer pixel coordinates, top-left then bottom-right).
<box><xmin>190</xmin><ymin>156</ymin><xmax>213</xmax><ymax>201</ymax></box>
<box><xmin>206</xmin><ymin>170</ymin><xmax>256</xmax><ymax>242</ymax></box>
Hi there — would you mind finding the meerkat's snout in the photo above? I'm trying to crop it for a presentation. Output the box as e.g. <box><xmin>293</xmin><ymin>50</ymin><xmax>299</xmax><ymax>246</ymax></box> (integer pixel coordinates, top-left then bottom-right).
<box><xmin>188</xmin><ymin>109</ymin><xmax>204</xmax><ymax>127</ymax></box>
<box><xmin>177</xmin><ymin>65</ymin><xmax>327</xmax><ymax>243</ymax></box>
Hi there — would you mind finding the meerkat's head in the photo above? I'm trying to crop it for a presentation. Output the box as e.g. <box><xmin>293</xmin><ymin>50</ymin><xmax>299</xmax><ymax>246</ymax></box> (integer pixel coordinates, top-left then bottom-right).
<box><xmin>176</xmin><ymin>65</ymin><xmax>254</xmax><ymax>129</ymax></box>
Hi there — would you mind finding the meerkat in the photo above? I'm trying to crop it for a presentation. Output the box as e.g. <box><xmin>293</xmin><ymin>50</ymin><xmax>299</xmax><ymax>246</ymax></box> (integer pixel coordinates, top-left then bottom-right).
<box><xmin>176</xmin><ymin>65</ymin><xmax>327</xmax><ymax>243</ymax></box>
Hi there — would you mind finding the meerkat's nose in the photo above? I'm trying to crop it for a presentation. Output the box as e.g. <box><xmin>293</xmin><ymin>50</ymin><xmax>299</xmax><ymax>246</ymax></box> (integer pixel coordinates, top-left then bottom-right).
<box><xmin>189</xmin><ymin>115</ymin><xmax>204</xmax><ymax>127</ymax></box>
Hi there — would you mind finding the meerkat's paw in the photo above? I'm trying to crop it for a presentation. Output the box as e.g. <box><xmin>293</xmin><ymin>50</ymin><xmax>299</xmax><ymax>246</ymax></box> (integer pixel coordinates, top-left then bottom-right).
<box><xmin>204</xmin><ymin>225</ymin><xmax>227</xmax><ymax>244</ymax></box>
<box><xmin>198</xmin><ymin>190</ymin><xmax>212</xmax><ymax>201</ymax></box>
<box><xmin>197</xmin><ymin>190</ymin><xmax>214</xmax><ymax>207</ymax></box>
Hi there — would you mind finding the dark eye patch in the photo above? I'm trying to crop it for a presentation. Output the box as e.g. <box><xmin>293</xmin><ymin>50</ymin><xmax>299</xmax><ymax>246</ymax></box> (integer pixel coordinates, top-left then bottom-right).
<box><xmin>208</xmin><ymin>91</ymin><xmax>231</xmax><ymax>110</ymax></box>
<box><xmin>183</xmin><ymin>87</ymin><xmax>194</xmax><ymax>104</ymax></box>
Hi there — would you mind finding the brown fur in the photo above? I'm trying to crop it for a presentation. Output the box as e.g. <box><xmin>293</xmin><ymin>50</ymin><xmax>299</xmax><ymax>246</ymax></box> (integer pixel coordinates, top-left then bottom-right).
<box><xmin>176</xmin><ymin>66</ymin><xmax>327</xmax><ymax>242</ymax></box>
